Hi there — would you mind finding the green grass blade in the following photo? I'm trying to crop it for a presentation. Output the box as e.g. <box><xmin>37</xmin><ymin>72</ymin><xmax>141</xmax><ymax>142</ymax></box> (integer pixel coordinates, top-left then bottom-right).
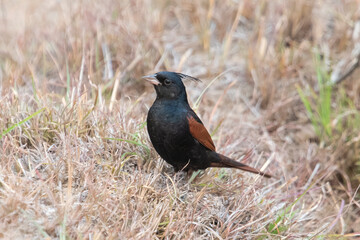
<box><xmin>296</xmin><ymin>85</ymin><xmax>320</xmax><ymax>137</ymax></box>
<box><xmin>314</xmin><ymin>52</ymin><xmax>332</xmax><ymax>137</ymax></box>
<box><xmin>0</xmin><ymin>107</ymin><xmax>46</xmax><ymax>139</ymax></box>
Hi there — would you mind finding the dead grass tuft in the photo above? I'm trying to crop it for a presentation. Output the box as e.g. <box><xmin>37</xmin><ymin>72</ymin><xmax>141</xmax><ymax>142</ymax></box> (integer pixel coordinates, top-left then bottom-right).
<box><xmin>1</xmin><ymin>0</ymin><xmax>360</xmax><ymax>238</ymax></box>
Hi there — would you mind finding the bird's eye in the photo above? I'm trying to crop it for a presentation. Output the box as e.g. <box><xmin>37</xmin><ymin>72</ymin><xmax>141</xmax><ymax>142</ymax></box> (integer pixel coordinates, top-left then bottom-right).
<box><xmin>164</xmin><ymin>79</ymin><xmax>171</xmax><ymax>85</ymax></box>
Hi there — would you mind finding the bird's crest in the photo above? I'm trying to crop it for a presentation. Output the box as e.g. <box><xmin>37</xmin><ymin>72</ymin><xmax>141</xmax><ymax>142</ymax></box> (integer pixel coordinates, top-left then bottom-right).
<box><xmin>177</xmin><ymin>73</ymin><xmax>201</xmax><ymax>83</ymax></box>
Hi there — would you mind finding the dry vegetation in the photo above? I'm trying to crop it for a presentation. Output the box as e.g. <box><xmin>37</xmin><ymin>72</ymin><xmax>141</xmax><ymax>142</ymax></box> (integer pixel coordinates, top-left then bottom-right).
<box><xmin>1</xmin><ymin>0</ymin><xmax>360</xmax><ymax>239</ymax></box>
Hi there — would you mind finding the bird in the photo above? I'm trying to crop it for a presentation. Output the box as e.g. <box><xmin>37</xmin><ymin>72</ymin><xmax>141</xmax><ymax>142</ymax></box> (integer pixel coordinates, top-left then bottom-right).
<box><xmin>143</xmin><ymin>71</ymin><xmax>272</xmax><ymax>178</ymax></box>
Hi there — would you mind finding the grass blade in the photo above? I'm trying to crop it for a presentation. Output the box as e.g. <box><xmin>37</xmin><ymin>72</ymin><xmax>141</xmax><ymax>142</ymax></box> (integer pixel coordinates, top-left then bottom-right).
<box><xmin>0</xmin><ymin>108</ymin><xmax>46</xmax><ymax>139</ymax></box>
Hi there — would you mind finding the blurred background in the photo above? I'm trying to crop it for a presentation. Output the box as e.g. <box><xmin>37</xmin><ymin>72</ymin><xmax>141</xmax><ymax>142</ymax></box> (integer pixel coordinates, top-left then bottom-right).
<box><xmin>1</xmin><ymin>0</ymin><xmax>360</xmax><ymax>238</ymax></box>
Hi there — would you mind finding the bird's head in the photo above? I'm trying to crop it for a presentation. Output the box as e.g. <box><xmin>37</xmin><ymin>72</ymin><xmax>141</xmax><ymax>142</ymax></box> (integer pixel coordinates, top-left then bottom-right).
<box><xmin>142</xmin><ymin>71</ymin><xmax>200</xmax><ymax>101</ymax></box>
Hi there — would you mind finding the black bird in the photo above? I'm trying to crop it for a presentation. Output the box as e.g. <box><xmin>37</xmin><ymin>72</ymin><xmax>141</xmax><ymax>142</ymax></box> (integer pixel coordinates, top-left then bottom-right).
<box><xmin>144</xmin><ymin>71</ymin><xmax>271</xmax><ymax>178</ymax></box>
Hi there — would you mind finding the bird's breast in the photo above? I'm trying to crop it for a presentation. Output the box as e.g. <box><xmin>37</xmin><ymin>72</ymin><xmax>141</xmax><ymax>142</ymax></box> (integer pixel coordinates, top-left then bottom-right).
<box><xmin>147</xmin><ymin>100</ymin><xmax>193</xmax><ymax>151</ymax></box>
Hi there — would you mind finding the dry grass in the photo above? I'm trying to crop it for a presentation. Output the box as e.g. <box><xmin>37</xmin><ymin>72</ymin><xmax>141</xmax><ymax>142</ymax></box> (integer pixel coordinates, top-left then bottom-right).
<box><xmin>1</xmin><ymin>0</ymin><xmax>360</xmax><ymax>239</ymax></box>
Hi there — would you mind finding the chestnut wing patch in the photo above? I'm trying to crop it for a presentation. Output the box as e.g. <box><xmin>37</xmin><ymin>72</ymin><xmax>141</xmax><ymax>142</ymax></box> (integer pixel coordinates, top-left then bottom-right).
<box><xmin>187</xmin><ymin>115</ymin><xmax>216</xmax><ymax>151</ymax></box>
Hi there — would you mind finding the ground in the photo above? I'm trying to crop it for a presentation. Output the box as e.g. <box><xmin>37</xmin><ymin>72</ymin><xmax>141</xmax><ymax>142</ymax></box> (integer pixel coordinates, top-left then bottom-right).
<box><xmin>0</xmin><ymin>0</ymin><xmax>359</xmax><ymax>239</ymax></box>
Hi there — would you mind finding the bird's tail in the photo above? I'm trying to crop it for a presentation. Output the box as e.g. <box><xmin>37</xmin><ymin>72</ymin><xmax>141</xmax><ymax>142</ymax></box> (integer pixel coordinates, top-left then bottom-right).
<box><xmin>209</xmin><ymin>152</ymin><xmax>272</xmax><ymax>178</ymax></box>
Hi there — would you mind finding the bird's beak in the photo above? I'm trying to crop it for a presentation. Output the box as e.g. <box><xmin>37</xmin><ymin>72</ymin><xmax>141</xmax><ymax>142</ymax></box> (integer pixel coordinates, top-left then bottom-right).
<box><xmin>142</xmin><ymin>74</ymin><xmax>160</xmax><ymax>85</ymax></box>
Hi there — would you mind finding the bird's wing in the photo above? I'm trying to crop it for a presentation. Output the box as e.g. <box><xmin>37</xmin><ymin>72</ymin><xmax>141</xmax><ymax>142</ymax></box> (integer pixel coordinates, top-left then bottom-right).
<box><xmin>187</xmin><ymin>113</ymin><xmax>216</xmax><ymax>152</ymax></box>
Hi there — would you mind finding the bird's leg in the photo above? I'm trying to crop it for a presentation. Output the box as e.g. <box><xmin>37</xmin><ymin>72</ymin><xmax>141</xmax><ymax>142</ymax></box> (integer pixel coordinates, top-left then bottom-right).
<box><xmin>186</xmin><ymin>168</ymin><xmax>194</xmax><ymax>177</ymax></box>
